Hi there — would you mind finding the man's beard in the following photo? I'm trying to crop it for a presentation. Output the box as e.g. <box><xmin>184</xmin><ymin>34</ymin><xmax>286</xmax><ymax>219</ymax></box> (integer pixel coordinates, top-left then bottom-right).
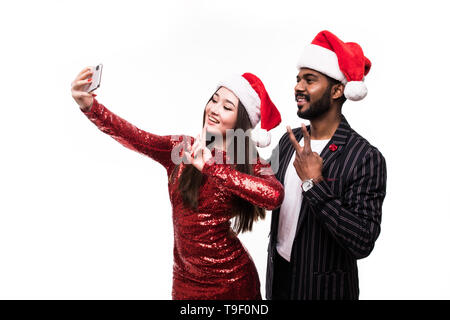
<box><xmin>297</xmin><ymin>86</ymin><xmax>331</xmax><ymax>120</ymax></box>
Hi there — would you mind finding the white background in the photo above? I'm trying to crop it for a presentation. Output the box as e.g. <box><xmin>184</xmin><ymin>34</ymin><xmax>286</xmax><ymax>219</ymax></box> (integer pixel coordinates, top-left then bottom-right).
<box><xmin>1</xmin><ymin>0</ymin><xmax>449</xmax><ymax>299</ymax></box>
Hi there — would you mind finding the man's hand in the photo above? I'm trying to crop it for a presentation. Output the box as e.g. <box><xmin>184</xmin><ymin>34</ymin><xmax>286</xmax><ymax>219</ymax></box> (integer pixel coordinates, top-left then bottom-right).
<box><xmin>287</xmin><ymin>123</ymin><xmax>324</xmax><ymax>183</ymax></box>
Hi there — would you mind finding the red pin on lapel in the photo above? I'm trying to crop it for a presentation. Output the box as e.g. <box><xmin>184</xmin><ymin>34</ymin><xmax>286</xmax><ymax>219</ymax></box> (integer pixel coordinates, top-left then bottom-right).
<box><xmin>329</xmin><ymin>144</ymin><xmax>338</xmax><ymax>152</ymax></box>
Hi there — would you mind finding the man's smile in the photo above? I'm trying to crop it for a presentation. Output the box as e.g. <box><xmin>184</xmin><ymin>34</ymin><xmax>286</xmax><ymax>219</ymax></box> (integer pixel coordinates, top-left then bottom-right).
<box><xmin>296</xmin><ymin>93</ymin><xmax>310</xmax><ymax>107</ymax></box>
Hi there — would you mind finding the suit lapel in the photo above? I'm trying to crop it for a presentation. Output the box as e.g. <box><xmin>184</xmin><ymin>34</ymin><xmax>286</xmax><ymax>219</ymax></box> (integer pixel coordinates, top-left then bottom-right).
<box><xmin>319</xmin><ymin>115</ymin><xmax>351</xmax><ymax>172</ymax></box>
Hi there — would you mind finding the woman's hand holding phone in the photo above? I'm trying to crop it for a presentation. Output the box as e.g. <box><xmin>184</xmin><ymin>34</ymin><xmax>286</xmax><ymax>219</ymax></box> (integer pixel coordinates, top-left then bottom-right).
<box><xmin>71</xmin><ymin>66</ymin><xmax>96</xmax><ymax>112</ymax></box>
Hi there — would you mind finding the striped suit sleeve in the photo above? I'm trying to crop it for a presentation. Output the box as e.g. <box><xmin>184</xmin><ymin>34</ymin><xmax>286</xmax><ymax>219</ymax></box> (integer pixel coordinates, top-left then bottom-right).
<box><xmin>303</xmin><ymin>148</ymin><xmax>387</xmax><ymax>259</ymax></box>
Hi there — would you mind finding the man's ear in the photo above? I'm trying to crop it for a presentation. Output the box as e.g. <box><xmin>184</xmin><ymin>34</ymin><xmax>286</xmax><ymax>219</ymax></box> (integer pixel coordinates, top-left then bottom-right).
<box><xmin>331</xmin><ymin>83</ymin><xmax>345</xmax><ymax>100</ymax></box>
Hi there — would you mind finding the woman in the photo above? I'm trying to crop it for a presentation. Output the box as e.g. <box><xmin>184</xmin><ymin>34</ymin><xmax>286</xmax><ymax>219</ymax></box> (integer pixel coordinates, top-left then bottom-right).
<box><xmin>71</xmin><ymin>67</ymin><xmax>284</xmax><ymax>300</ymax></box>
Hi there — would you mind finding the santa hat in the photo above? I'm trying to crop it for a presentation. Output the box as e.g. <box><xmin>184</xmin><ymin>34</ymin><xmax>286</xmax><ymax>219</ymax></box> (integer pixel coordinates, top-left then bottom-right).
<box><xmin>296</xmin><ymin>30</ymin><xmax>371</xmax><ymax>101</ymax></box>
<box><xmin>216</xmin><ymin>73</ymin><xmax>282</xmax><ymax>147</ymax></box>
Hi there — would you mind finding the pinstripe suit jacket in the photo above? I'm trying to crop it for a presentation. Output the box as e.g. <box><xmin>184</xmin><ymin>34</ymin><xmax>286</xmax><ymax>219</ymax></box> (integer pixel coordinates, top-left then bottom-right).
<box><xmin>266</xmin><ymin>115</ymin><xmax>387</xmax><ymax>300</ymax></box>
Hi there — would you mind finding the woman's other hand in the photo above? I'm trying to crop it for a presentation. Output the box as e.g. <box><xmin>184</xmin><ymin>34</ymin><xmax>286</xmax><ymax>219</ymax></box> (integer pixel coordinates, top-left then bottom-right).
<box><xmin>184</xmin><ymin>125</ymin><xmax>212</xmax><ymax>171</ymax></box>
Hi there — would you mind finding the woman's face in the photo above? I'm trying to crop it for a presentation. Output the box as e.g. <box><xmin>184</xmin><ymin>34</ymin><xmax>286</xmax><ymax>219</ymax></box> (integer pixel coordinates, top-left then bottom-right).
<box><xmin>204</xmin><ymin>86</ymin><xmax>239</xmax><ymax>138</ymax></box>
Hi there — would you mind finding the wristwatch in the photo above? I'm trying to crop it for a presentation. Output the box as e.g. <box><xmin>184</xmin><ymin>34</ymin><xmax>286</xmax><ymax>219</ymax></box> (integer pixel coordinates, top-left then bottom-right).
<box><xmin>301</xmin><ymin>178</ymin><xmax>314</xmax><ymax>192</ymax></box>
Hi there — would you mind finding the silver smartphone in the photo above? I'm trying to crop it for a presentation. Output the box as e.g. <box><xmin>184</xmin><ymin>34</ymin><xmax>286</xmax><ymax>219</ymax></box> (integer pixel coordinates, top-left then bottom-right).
<box><xmin>85</xmin><ymin>64</ymin><xmax>103</xmax><ymax>92</ymax></box>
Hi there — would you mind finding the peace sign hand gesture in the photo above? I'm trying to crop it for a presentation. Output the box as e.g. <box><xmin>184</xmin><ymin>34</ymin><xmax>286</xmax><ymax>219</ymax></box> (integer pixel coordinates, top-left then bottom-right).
<box><xmin>287</xmin><ymin>123</ymin><xmax>324</xmax><ymax>183</ymax></box>
<box><xmin>184</xmin><ymin>124</ymin><xmax>213</xmax><ymax>172</ymax></box>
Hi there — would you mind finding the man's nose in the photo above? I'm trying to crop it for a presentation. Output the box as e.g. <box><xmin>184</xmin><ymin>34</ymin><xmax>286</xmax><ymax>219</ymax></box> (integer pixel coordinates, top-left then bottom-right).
<box><xmin>295</xmin><ymin>79</ymin><xmax>305</xmax><ymax>92</ymax></box>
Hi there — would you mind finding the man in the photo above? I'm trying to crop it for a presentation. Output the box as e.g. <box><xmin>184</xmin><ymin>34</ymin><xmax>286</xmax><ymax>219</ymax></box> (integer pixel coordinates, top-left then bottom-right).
<box><xmin>266</xmin><ymin>30</ymin><xmax>387</xmax><ymax>300</ymax></box>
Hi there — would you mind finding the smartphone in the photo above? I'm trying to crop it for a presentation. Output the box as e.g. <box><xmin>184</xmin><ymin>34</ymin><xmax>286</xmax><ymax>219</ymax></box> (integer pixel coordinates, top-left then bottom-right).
<box><xmin>85</xmin><ymin>64</ymin><xmax>103</xmax><ymax>92</ymax></box>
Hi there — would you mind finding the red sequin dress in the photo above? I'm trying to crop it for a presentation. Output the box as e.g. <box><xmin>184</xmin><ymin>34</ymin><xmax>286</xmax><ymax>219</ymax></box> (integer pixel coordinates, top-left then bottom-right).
<box><xmin>81</xmin><ymin>99</ymin><xmax>284</xmax><ymax>300</ymax></box>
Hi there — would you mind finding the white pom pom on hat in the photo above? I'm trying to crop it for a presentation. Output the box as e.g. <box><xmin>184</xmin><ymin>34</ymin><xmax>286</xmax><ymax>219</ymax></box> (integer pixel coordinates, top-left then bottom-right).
<box><xmin>217</xmin><ymin>73</ymin><xmax>281</xmax><ymax>148</ymax></box>
<box><xmin>296</xmin><ymin>30</ymin><xmax>371</xmax><ymax>101</ymax></box>
<box><xmin>344</xmin><ymin>81</ymin><xmax>368</xmax><ymax>101</ymax></box>
<box><xmin>251</xmin><ymin>128</ymin><xmax>271</xmax><ymax>148</ymax></box>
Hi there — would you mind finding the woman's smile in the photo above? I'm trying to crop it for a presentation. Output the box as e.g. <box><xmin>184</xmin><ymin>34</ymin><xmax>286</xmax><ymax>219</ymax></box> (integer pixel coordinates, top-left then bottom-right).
<box><xmin>207</xmin><ymin>115</ymin><xmax>220</xmax><ymax>125</ymax></box>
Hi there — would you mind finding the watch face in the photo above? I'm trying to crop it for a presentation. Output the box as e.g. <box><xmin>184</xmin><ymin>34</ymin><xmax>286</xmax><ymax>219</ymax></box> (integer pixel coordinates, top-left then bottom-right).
<box><xmin>302</xmin><ymin>180</ymin><xmax>313</xmax><ymax>192</ymax></box>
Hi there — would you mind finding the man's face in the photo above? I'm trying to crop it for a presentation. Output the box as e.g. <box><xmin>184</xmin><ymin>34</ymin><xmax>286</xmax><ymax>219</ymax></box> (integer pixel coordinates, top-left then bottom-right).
<box><xmin>295</xmin><ymin>68</ymin><xmax>332</xmax><ymax>120</ymax></box>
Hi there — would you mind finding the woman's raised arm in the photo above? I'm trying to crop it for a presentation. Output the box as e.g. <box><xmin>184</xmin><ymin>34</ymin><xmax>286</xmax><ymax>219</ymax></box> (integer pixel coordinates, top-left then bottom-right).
<box><xmin>82</xmin><ymin>98</ymin><xmax>189</xmax><ymax>171</ymax></box>
<box><xmin>71</xmin><ymin>66</ymin><xmax>188</xmax><ymax>172</ymax></box>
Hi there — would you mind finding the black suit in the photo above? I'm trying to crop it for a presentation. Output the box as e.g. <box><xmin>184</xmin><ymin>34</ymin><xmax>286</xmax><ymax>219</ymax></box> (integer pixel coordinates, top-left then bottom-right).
<box><xmin>266</xmin><ymin>115</ymin><xmax>387</xmax><ymax>300</ymax></box>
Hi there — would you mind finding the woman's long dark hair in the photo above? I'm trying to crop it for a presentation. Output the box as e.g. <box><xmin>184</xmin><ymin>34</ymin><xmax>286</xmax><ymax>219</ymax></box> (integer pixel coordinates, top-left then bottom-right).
<box><xmin>169</xmin><ymin>91</ymin><xmax>265</xmax><ymax>233</ymax></box>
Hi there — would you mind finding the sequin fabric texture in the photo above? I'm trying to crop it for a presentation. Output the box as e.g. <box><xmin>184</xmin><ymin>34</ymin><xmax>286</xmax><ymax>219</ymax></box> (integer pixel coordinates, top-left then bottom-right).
<box><xmin>81</xmin><ymin>99</ymin><xmax>284</xmax><ymax>299</ymax></box>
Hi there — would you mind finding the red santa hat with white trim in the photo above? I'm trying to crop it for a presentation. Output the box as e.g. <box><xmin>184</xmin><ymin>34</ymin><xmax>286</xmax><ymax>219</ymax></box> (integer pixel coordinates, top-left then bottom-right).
<box><xmin>297</xmin><ymin>30</ymin><xmax>372</xmax><ymax>101</ymax></box>
<box><xmin>217</xmin><ymin>73</ymin><xmax>282</xmax><ymax>147</ymax></box>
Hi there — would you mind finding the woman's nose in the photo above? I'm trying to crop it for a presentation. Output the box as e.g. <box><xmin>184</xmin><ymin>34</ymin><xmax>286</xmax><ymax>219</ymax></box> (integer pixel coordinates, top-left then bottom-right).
<box><xmin>210</xmin><ymin>104</ymin><xmax>219</xmax><ymax>114</ymax></box>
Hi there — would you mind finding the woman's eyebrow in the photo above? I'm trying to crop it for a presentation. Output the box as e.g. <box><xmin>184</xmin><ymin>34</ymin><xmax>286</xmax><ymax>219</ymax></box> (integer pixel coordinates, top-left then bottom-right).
<box><xmin>214</xmin><ymin>93</ymin><xmax>236</xmax><ymax>108</ymax></box>
<box><xmin>225</xmin><ymin>99</ymin><xmax>236</xmax><ymax>108</ymax></box>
